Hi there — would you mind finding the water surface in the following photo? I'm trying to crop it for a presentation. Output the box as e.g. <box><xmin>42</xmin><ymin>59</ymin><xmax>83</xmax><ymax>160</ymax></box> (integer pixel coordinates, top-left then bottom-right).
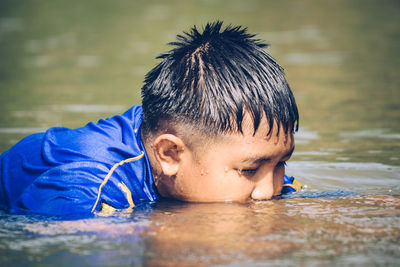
<box><xmin>0</xmin><ymin>0</ymin><xmax>399</xmax><ymax>266</ymax></box>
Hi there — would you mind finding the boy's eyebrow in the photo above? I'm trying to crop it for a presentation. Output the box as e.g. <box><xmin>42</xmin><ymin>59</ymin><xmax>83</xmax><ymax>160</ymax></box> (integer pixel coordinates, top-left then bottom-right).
<box><xmin>242</xmin><ymin>146</ymin><xmax>295</xmax><ymax>164</ymax></box>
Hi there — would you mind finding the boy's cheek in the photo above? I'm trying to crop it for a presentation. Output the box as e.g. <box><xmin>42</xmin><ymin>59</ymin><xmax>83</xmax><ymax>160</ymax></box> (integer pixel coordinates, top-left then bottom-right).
<box><xmin>206</xmin><ymin>173</ymin><xmax>254</xmax><ymax>202</ymax></box>
<box><xmin>176</xmin><ymin>172</ymin><xmax>253</xmax><ymax>202</ymax></box>
<box><xmin>273</xmin><ymin>168</ymin><xmax>285</xmax><ymax>196</ymax></box>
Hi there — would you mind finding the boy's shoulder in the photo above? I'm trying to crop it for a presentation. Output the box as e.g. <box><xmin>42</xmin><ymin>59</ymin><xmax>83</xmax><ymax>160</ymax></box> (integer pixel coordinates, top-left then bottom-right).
<box><xmin>41</xmin><ymin>105</ymin><xmax>144</xmax><ymax>162</ymax></box>
<box><xmin>0</xmin><ymin>105</ymin><xmax>158</xmax><ymax>216</ymax></box>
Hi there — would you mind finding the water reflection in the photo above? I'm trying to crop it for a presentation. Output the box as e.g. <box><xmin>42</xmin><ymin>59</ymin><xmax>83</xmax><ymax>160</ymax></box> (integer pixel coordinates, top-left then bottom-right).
<box><xmin>259</xmin><ymin>25</ymin><xmax>328</xmax><ymax>45</ymax></box>
<box><xmin>0</xmin><ymin>17</ymin><xmax>23</xmax><ymax>33</ymax></box>
<box><xmin>0</xmin><ymin>195</ymin><xmax>398</xmax><ymax>266</ymax></box>
<box><xmin>284</xmin><ymin>51</ymin><xmax>343</xmax><ymax>65</ymax></box>
<box><xmin>144</xmin><ymin>201</ymin><xmax>298</xmax><ymax>265</ymax></box>
<box><xmin>293</xmin><ymin>127</ymin><xmax>319</xmax><ymax>145</ymax></box>
<box><xmin>287</xmin><ymin>161</ymin><xmax>400</xmax><ymax>194</ymax></box>
<box><xmin>340</xmin><ymin>129</ymin><xmax>400</xmax><ymax>140</ymax></box>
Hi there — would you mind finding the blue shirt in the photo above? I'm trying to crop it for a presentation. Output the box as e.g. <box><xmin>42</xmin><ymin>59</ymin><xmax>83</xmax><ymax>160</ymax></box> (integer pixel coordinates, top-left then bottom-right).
<box><xmin>0</xmin><ymin>105</ymin><xmax>158</xmax><ymax>216</ymax></box>
<box><xmin>0</xmin><ymin>105</ymin><xmax>300</xmax><ymax>216</ymax></box>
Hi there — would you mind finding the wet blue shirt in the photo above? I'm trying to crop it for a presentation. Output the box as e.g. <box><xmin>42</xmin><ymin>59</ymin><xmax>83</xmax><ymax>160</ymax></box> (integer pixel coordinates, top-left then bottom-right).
<box><xmin>0</xmin><ymin>105</ymin><xmax>300</xmax><ymax>216</ymax></box>
<box><xmin>0</xmin><ymin>105</ymin><xmax>158</xmax><ymax>216</ymax></box>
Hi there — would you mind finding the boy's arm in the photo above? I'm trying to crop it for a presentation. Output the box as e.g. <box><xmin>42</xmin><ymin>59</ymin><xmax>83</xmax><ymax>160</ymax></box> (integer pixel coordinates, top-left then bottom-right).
<box><xmin>13</xmin><ymin>161</ymin><xmax>131</xmax><ymax>216</ymax></box>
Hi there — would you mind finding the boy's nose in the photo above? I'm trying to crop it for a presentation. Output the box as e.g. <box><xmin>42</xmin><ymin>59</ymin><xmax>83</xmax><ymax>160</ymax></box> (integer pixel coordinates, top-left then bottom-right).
<box><xmin>251</xmin><ymin>173</ymin><xmax>274</xmax><ymax>200</ymax></box>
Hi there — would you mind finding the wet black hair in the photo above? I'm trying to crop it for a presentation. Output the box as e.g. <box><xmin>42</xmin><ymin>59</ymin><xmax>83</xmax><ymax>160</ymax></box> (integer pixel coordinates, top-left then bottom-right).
<box><xmin>141</xmin><ymin>21</ymin><xmax>299</xmax><ymax>138</ymax></box>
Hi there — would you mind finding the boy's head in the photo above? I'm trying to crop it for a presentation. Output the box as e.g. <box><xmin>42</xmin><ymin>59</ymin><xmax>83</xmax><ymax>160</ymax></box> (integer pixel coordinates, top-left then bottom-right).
<box><xmin>141</xmin><ymin>21</ymin><xmax>299</xmax><ymax>202</ymax></box>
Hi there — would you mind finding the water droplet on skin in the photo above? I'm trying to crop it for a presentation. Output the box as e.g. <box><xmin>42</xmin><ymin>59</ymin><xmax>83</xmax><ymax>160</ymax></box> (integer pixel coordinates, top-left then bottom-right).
<box><xmin>200</xmin><ymin>169</ymin><xmax>204</xmax><ymax>176</ymax></box>
<box><xmin>224</xmin><ymin>167</ymin><xmax>228</xmax><ymax>173</ymax></box>
<box><xmin>206</xmin><ymin>170</ymin><xmax>209</xmax><ymax>174</ymax></box>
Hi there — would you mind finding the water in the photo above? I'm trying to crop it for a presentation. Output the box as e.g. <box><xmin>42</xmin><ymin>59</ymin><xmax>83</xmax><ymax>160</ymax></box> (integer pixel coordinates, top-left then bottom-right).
<box><xmin>0</xmin><ymin>0</ymin><xmax>399</xmax><ymax>266</ymax></box>
<box><xmin>1</xmin><ymin>197</ymin><xmax>399</xmax><ymax>266</ymax></box>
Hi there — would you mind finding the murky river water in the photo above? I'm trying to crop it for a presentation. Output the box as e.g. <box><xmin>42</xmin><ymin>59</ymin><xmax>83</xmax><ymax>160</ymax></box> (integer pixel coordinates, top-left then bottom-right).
<box><xmin>0</xmin><ymin>0</ymin><xmax>399</xmax><ymax>266</ymax></box>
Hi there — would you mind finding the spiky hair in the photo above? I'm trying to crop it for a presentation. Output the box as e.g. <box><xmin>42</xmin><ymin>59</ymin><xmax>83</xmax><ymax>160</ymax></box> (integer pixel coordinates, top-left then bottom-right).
<box><xmin>141</xmin><ymin>21</ymin><xmax>299</xmax><ymax>137</ymax></box>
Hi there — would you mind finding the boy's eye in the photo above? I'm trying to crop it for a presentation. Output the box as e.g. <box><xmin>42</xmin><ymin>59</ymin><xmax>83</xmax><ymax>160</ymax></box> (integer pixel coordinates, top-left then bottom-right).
<box><xmin>277</xmin><ymin>161</ymin><xmax>287</xmax><ymax>167</ymax></box>
<box><xmin>237</xmin><ymin>168</ymin><xmax>258</xmax><ymax>176</ymax></box>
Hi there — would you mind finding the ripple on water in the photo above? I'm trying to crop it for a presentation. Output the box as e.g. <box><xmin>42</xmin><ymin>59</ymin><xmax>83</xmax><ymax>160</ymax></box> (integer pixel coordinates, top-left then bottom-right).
<box><xmin>282</xmin><ymin>190</ymin><xmax>358</xmax><ymax>199</ymax></box>
<box><xmin>286</xmin><ymin>161</ymin><xmax>400</xmax><ymax>194</ymax></box>
<box><xmin>76</xmin><ymin>55</ymin><xmax>101</xmax><ymax>68</ymax></box>
<box><xmin>340</xmin><ymin>128</ymin><xmax>400</xmax><ymax>140</ymax></box>
<box><xmin>10</xmin><ymin>104</ymin><xmax>126</xmax><ymax>120</ymax></box>
<box><xmin>0</xmin><ymin>211</ymin><xmax>151</xmax><ymax>259</ymax></box>
<box><xmin>57</xmin><ymin>104</ymin><xmax>126</xmax><ymax>113</ymax></box>
<box><xmin>1</xmin><ymin>105</ymin><xmax>127</xmax><ymax>138</ymax></box>
<box><xmin>284</xmin><ymin>51</ymin><xmax>343</xmax><ymax>65</ymax></box>
<box><xmin>259</xmin><ymin>25</ymin><xmax>328</xmax><ymax>45</ymax></box>
<box><xmin>294</xmin><ymin>128</ymin><xmax>319</xmax><ymax>145</ymax></box>
<box><xmin>0</xmin><ymin>17</ymin><xmax>23</xmax><ymax>32</ymax></box>
<box><xmin>0</xmin><ymin>127</ymin><xmax>47</xmax><ymax>134</ymax></box>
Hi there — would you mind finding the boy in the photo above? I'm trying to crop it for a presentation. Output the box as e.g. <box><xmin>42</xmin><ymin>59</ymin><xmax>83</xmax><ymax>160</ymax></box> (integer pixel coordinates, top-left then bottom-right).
<box><xmin>0</xmin><ymin>22</ymin><xmax>300</xmax><ymax>216</ymax></box>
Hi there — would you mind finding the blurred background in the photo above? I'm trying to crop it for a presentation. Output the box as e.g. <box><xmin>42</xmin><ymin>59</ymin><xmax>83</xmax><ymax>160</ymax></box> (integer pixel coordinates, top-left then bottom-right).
<box><xmin>0</xmin><ymin>0</ymin><xmax>399</xmax><ymax>167</ymax></box>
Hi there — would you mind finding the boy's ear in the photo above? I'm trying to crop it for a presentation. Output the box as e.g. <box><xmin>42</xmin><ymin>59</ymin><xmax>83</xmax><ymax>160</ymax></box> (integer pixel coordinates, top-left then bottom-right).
<box><xmin>153</xmin><ymin>134</ymin><xmax>185</xmax><ymax>176</ymax></box>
